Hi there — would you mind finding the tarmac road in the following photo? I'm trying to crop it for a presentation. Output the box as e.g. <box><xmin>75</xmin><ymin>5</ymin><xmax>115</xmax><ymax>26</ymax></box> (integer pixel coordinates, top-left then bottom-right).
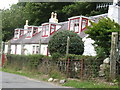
<box><xmin>1</xmin><ymin>71</ymin><xmax>67</xmax><ymax>88</ymax></box>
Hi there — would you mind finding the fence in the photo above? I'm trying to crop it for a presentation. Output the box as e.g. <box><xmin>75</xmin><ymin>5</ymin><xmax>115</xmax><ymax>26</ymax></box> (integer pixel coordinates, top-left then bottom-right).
<box><xmin>41</xmin><ymin>58</ymin><xmax>102</xmax><ymax>79</ymax></box>
<box><xmin>5</xmin><ymin>54</ymin><xmax>103</xmax><ymax>80</ymax></box>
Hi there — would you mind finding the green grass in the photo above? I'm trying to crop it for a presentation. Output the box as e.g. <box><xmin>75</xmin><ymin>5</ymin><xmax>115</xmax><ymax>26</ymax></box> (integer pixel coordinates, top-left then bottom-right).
<box><xmin>2</xmin><ymin>68</ymin><xmax>34</xmax><ymax>78</ymax></box>
<box><xmin>63</xmin><ymin>80</ymin><xmax>118</xmax><ymax>88</ymax></box>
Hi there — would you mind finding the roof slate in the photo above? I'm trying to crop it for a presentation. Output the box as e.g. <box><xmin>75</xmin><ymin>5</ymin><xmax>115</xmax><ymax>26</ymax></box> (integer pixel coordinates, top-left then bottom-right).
<box><xmin>10</xmin><ymin>13</ymin><xmax>108</xmax><ymax>45</ymax></box>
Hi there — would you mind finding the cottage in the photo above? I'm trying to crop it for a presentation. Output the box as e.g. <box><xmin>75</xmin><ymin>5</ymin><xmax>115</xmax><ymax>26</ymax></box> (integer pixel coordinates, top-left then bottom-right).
<box><xmin>4</xmin><ymin>12</ymin><xmax>108</xmax><ymax>56</ymax></box>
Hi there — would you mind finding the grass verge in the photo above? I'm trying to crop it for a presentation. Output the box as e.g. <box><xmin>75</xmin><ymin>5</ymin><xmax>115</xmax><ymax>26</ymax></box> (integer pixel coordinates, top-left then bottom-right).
<box><xmin>63</xmin><ymin>80</ymin><xmax>118</xmax><ymax>88</ymax></box>
<box><xmin>2</xmin><ymin>68</ymin><xmax>119</xmax><ymax>88</ymax></box>
<box><xmin>2</xmin><ymin>68</ymin><xmax>49</xmax><ymax>81</ymax></box>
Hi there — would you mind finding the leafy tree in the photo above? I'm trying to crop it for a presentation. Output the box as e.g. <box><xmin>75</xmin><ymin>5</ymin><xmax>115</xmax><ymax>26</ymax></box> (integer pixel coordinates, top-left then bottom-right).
<box><xmin>48</xmin><ymin>30</ymin><xmax>84</xmax><ymax>56</ymax></box>
<box><xmin>24</xmin><ymin>2</ymin><xmax>73</xmax><ymax>25</ymax></box>
<box><xmin>85</xmin><ymin>17</ymin><xmax>120</xmax><ymax>56</ymax></box>
<box><xmin>62</xmin><ymin>2</ymin><xmax>108</xmax><ymax>17</ymax></box>
<box><xmin>2</xmin><ymin>4</ymin><xmax>27</xmax><ymax>41</ymax></box>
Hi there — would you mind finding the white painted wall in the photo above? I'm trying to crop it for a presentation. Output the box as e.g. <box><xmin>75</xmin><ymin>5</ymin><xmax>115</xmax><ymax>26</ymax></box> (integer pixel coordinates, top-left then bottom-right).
<box><xmin>4</xmin><ymin>44</ymin><xmax>8</xmax><ymax>54</ymax></box>
<box><xmin>11</xmin><ymin>45</ymin><xmax>15</xmax><ymax>54</ymax></box>
<box><xmin>82</xmin><ymin>35</ymin><xmax>97</xmax><ymax>56</ymax></box>
<box><xmin>40</xmin><ymin>44</ymin><xmax>48</xmax><ymax>55</ymax></box>
<box><xmin>23</xmin><ymin>44</ymin><xmax>40</xmax><ymax>55</ymax></box>
<box><xmin>23</xmin><ymin>44</ymin><xmax>32</xmax><ymax>55</ymax></box>
<box><xmin>16</xmin><ymin>45</ymin><xmax>21</xmax><ymax>55</ymax></box>
<box><xmin>108</xmin><ymin>5</ymin><xmax>120</xmax><ymax>24</ymax></box>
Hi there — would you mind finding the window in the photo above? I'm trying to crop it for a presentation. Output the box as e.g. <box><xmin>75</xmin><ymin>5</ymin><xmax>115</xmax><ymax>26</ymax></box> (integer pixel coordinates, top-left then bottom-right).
<box><xmin>20</xmin><ymin>30</ymin><xmax>24</xmax><ymax>37</ymax></box>
<box><xmin>50</xmin><ymin>24</ymin><xmax>56</xmax><ymax>35</ymax></box>
<box><xmin>81</xmin><ymin>18</ymin><xmax>88</xmax><ymax>32</ymax></box>
<box><xmin>70</xmin><ymin>18</ymin><xmax>80</xmax><ymax>33</ymax></box>
<box><xmin>42</xmin><ymin>25</ymin><xmax>49</xmax><ymax>37</ymax></box>
<box><xmin>36</xmin><ymin>46</ymin><xmax>39</xmax><ymax>54</ymax></box>
<box><xmin>32</xmin><ymin>46</ymin><xmax>35</xmax><ymax>54</ymax></box>
<box><xmin>26</xmin><ymin>27</ymin><xmax>32</xmax><ymax>38</ymax></box>
<box><xmin>33</xmin><ymin>27</ymin><xmax>38</xmax><ymax>36</ymax></box>
<box><xmin>14</xmin><ymin>30</ymin><xmax>19</xmax><ymax>39</ymax></box>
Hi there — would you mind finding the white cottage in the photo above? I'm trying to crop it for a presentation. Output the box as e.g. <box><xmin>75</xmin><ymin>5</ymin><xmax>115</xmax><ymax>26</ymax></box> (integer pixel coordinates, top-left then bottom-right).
<box><xmin>4</xmin><ymin>12</ymin><xmax>108</xmax><ymax>56</ymax></box>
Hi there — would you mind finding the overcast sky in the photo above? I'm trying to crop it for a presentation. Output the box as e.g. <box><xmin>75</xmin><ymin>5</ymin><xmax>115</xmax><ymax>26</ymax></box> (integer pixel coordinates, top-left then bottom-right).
<box><xmin>0</xmin><ymin>0</ymin><xmax>18</xmax><ymax>9</ymax></box>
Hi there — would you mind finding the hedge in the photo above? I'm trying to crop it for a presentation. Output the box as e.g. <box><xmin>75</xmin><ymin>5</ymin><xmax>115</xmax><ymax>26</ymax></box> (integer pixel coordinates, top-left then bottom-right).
<box><xmin>4</xmin><ymin>54</ymin><xmax>105</xmax><ymax>79</ymax></box>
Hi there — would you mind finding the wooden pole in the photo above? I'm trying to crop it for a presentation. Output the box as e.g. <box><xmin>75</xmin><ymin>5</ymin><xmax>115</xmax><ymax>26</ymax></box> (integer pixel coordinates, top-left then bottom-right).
<box><xmin>7</xmin><ymin>41</ymin><xmax>11</xmax><ymax>54</ymax></box>
<box><xmin>110</xmin><ymin>32</ymin><xmax>118</xmax><ymax>80</ymax></box>
<box><xmin>66</xmin><ymin>36</ymin><xmax>70</xmax><ymax>57</ymax></box>
<box><xmin>21</xmin><ymin>41</ymin><xmax>24</xmax><ymax>55</ymax></box>
<box><xmin>39</xmin><ymin>39</ymin><xmax>41</xmax><ymax>54</ymax></box>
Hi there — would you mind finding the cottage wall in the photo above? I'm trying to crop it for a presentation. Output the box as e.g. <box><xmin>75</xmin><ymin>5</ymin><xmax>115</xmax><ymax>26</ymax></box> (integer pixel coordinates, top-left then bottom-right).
<box><xmin>40</xmin><ymin>44</ymin><xmax>48</xmax><ymax>56</ymax></box>
<box><xmin>108</xmin><ymin>5</ymin><xmax>120</xmax><ymax>24</ymax></box>
<box><xmin>16</xmin><ymin>45</ymin><xmax>21</xmax><ymax>55</ymax></box>
<box><xmin>4</xmin><ymin>44</ymin><xmax>8</xmax><ymax>54</ymax></box>
<box><xmin>11</xmin><ymin>45</ymin><xmax>15</xmax><ymax>54</ymax></box>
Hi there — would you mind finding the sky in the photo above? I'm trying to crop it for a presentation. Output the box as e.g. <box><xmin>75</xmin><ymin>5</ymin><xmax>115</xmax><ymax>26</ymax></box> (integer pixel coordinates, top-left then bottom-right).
<box><xmin>0</xmin><ymin>0</ymin><xmax>18</xmax><ymax>9</ymax></box>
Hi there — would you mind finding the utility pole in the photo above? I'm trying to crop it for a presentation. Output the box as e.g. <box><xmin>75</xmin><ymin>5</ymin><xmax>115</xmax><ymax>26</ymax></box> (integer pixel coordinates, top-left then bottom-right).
<box><xmin>7</xmin><ymin>41</ymin><xmax>11</xmax><ymax>54</ymax></box>
<box><xmin>66</xmin><ymin>36</ymin><xmax>70</xmax><ymax>57</ymax></box>
<box><xmin>39</xmin><ymin>39</ymin><xmax>41</xmax><ymax>54</ymax></box>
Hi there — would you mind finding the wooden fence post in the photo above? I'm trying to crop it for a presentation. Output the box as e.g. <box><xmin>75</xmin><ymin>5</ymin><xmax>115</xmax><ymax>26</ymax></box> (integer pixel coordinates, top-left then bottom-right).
<box><xmin>7</xmin><ymin>41</ymin><xmax>11</xmax><ymax>54</ymax></box>
<box><xmin>110</xmin><ymin>32</ymin><xmax>119</xmax><ymax>80</ymax></box>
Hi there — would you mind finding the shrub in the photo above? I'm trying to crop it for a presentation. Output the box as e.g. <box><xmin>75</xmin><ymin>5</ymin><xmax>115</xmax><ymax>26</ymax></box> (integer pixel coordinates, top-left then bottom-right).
<box><xmin>5</xmin><ymin>54</ymin><xmax>50</xmax><ymax>72</ymax></box>
<box><xmin>86</xmin><ymin>17</ymin><xmax>120</xmax><ymax>56</ymax></box>
<box><xmin>48</xmin><ymin>30</ymin><xmax>84</xmax><ymax>56</ymax></box>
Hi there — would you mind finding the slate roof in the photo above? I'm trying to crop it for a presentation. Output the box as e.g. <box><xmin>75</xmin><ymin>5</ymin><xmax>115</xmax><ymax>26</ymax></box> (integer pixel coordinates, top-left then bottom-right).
<box><xmin>10</xmin><ymin>13</ymin><xmax>108</xmax><ymax>45</ymax></box>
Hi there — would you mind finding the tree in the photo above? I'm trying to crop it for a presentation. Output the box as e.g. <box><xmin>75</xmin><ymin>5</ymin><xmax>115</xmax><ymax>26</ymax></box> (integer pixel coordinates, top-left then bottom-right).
<box><xmin>48</xmin><ymin>30</ymin><xmax>84</xmax><ymax>56</ymax></box>
<box><xmin>62</xmin><ymin>2</ymin><xmax>108</xmax><ymax>17</ymax></box>
<box><xmin>85</xmin><ymin>17</ymin><xmax>120</xmax><ymax>56</ymax></box>
<box><xmin>2</xmin><ymin>4</ymin><xmax>27</xmax><ymax>41</ymax></box>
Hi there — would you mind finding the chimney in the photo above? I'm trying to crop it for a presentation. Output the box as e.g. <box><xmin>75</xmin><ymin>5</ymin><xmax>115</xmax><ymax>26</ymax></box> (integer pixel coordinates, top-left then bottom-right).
<box><xmin>49</xmin><ymin>12</ymin><xmax>58</xmax><ymax>23</ymax></box>
<box><xmin>26</xmin><ymin>20</ymin><xmax>28</xmax><ymax>25</ymax></box>
<box><xmin>24</xmin><ymin>20</ymin><xmax>28</xmax><ymax>29</ymax></box>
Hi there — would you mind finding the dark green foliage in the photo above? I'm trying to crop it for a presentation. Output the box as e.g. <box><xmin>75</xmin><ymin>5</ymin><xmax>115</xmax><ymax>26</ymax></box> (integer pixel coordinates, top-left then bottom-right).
<box><xmin>2</xmin><ymin>4</ymin><xmax>28</xmax><ymax>41</ymax></box>
<box><xmin>48</xmin><ymin>30</ymin><xmax>84</xmax><ymax>56</ymax></box>
<box><xmin>51</xmin><ymin>53</ymin><xmax>62</xmax><ymax>60</ymax></box>
<box><xmin>5</xmin><ymin>54</ymin><xmax>105</xmax><ymax>79</ymax></box>
<box><xmin>86</xmin><ymin>17</ymin><xmax>120</xmax><ymax>56</ymax></box>
<box><xmin>66</xmin><ymin>54</ymin><xmax>103</xmax><ymax>78</ymax></box>
<box><xmin>5</xmin><ymin>54</ymin><xmax>49</xmax><ymax>71</ymax></box>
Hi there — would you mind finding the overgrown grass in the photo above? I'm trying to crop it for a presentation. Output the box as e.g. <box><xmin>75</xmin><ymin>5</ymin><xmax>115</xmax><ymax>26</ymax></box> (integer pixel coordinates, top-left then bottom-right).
<box><xmin>2</xmin><ymin>68</ymin><xmax>49</xmax><ymax>81</ymax></box>
<box><xmin>63</xmin><ymin>80</ymin><xmax>118</xmax><ymax>88</ymax></box>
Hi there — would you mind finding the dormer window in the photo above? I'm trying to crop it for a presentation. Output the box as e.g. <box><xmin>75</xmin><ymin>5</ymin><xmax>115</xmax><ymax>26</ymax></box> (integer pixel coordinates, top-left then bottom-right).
<box><xmin>14</xmin><ymin>30</ymin><xmax>19</xmax><ymax>39</ymax></box>
<box><xmin>20</xmin><ymin>30</ymin><xmax>24</xmax><ymax>37</ymax></box>
<box><xmin>42</xmin><ymin>24</ymin><xmax>49</xmax><ymax>37</ymax></box>
<box><xmin>81</xmin><ymin>18</ymin><xmax>88</xmax><ymax>32</ymax></box>
<box><xmin>26</xmin><ymin>27</ymin><xmax>32</xmax><ymax>38</ymax></box>
<box><xmin>50</xmin><ymin>24</ymin><xmax>56</xmax><ymax>35</ymax></box>
<box><xmin>69</xmin><ymin>18</ymin><xmax>80</xmax><ymax>33</ymax></box>
<box><xmin>69</xmin><ymin>16</ymin><xmax>89</xmax><ymax>33</ymax></box>
<box><xmin>33</xmin><ymin>27</ymin><xmax>38</xmax><ymax>36</ymax></box>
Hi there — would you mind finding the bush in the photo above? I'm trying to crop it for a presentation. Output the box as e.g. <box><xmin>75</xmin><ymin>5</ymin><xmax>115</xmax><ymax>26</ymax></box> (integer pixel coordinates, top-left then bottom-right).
<box><xmin>5</xmin><ymin>54</ymin><xmax>50</xmax><ymax>72</ymax></box>
<box><xmin>48</xmin><ymin>30</ymin><xmax>84</xmax><ymax>56</ymax></box>
<box><xmin>86</xmin><ymin>17</ymin><xmax>120</xmax><ymax>56</ymax></box>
